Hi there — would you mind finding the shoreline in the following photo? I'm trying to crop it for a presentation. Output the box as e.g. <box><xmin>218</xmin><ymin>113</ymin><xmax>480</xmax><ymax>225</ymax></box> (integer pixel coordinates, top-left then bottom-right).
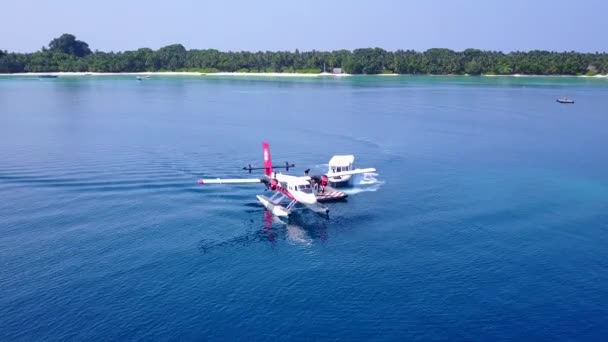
<box><xmin>0</xmin><ymin>71</ymin><xmax>350</xmax><ymax>78</ymax></box>
<box><xmin>482</xmin><ymin>73</ymin><xmax>608</xmax><ymax>78</ymax></box>
<box><xmin>0</xmin><ymin>71</ymin><xmax>606</xmax><ymax>78</ymax></box>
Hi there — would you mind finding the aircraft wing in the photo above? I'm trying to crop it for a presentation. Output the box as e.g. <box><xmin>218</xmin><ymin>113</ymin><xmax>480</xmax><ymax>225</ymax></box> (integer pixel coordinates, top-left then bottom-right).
<box><xmin>198</xmin><ymin>178</ymin><xmax>263</xmax><ymax>185</ymax></box>
<box><xmin>326</xmin><ymin>168</ymin><xmax>376</xmax><ymax>178</ymax></box>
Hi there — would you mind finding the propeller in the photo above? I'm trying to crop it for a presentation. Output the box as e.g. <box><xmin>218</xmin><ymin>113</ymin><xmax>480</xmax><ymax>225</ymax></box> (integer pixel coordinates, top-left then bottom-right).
<box><xmin>243</xmin><ymin>162</ymin><xmax>295</xmax><ymax>173</ymax></box>
<box><xmin>261</xmin><ymin>178</ymin><xmax>270</xmax><ymax>190</ymax></box>
<box><xmin>260</xmin><ymin>178</ymin><xmax>279</xmax><ymax>191</ymax></box>
<box><xmin>283</xmin><ymin>161</ymin><xmax>294</xmax><ymax>171</ymax></box>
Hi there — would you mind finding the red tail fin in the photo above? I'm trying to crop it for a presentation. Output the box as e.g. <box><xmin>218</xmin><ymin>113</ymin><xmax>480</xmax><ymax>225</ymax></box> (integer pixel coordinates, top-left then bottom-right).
<box><xmin>263</xmin><ymin>142</ymin><xmax>273</xmax><ymax>176</ymax></box>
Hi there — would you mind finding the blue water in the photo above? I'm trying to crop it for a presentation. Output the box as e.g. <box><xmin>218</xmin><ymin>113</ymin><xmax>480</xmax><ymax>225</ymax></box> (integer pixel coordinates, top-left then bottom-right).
<box><xmin>1</xmin><ymin>75</ymin><xmax>607</xmax><ymax>341</ymax></box>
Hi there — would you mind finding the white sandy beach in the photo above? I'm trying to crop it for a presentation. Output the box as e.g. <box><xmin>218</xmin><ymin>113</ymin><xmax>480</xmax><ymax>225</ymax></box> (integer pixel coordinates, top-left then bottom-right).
<box><xmin>212</xmin><ymin>72</ymin><xmax>351</xmax><ymax>77</ymax></box>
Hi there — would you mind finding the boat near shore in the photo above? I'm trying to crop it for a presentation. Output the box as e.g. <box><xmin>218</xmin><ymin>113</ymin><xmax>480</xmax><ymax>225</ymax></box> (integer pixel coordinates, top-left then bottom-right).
<box><xmin>557</xmin><ymin>97</ymin><xmax>575</xmax><ymax>104</ymax></box>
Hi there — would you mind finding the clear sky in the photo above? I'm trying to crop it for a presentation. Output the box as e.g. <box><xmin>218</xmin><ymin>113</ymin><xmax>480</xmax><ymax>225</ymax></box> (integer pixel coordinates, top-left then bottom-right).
<box><xmin>1</xmin><ymin>0</ymin><xmax>607</xmax><ymax>53</ymax></box>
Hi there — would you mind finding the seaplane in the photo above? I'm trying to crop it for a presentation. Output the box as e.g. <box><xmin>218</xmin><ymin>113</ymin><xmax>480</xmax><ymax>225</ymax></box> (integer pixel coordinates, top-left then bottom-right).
<box><xmin>197</xmin><ymin>142</ymin><xmax>377</xmax><ymax>217</ymax></box>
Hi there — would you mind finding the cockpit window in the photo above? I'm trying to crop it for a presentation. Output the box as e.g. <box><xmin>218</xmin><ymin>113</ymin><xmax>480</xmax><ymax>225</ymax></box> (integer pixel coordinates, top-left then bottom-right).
<box><xmin>298</xmin><ymin>184</ymin><xmax>312</xmax><ymax>194</ymax></box>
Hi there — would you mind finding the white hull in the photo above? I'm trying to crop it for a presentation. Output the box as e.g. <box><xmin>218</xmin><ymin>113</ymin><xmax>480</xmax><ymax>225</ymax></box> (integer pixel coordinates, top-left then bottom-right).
<box><xmin>256</xmin><ymin>195</ymin><xmax>290</xmax><ymax>217</ymax></box>
<box><xmin>328</xmin><ymin>174</ymin><xmax>352</xmax><ymax>187</ymax></box>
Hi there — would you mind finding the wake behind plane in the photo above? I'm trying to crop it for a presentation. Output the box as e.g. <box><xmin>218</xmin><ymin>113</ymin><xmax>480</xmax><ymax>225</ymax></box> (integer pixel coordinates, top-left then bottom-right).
<box><xmin>198</xmin><ymin>142</ymin><xmax>378</xmax><ymax>217</ymax></box>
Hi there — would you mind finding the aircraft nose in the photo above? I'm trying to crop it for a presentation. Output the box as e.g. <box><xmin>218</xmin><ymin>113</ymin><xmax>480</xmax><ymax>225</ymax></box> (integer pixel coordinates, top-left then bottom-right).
<box><xmin>302</xmin><ymin>194</ymin><xmax>317</xmax><ymax>205</ymax></box>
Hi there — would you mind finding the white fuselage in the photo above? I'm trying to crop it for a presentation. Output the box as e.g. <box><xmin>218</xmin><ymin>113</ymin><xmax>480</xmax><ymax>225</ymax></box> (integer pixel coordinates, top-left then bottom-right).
<box><xmin>256</xmin><ymin>173</ymin><xmax>320</xmax><ymax>217</ymax></box>
<box><xmin>273</xmin><ymin>173</ymin><xmax>317</xmax><ymax>205</ymax></box>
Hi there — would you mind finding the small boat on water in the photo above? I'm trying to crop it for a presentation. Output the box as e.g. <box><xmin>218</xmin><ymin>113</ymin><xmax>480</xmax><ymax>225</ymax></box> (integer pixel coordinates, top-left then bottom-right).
<box><xmin>38</xmin><ymin>75</ymin><xmax>58</xmax><ymax>79</ymax></box>
<box><xmin>136</xmin><ymin>75</ymin><xmax>151</xmax><ymax>80</ymax></box>
<box><xmin>327</xmin><ymin>155</ymin><xmax>355</xmax><ymax>187</ymax></box>
<box><xmin>557</xmin><ymin>97</ymin><xmax>575</xmax><ymax>104</ymax></box>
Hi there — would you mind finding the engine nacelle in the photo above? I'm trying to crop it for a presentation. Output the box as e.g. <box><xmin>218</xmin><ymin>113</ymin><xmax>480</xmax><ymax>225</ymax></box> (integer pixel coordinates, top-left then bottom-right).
<box><xmin>320</xmin><ymin>175</ymin><xmax>328</xmax><ymax>187</ymax></box>
<box><xmin>270</xmin><ymin>179</ymin><xmax>278</xmax><ymax>190</ymax></box>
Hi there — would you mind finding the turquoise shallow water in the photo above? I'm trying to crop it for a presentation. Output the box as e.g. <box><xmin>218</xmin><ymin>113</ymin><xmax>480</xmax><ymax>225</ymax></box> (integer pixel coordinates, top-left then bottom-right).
<box><xmin>1</xmin><ymin>75</ymin><xmax>607</xmax><ymax>341</ymax></box>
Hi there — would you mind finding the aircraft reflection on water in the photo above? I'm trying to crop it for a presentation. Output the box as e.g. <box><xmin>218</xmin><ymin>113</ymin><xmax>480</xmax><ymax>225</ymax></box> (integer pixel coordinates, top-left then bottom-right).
<box><xmin>266</xmin><ymin>210</ymin><xmax>329</xmax><ymax>246</ymax></box>
<box><xmin>197</xmin><ymin>210</ymin><xmax>328</xmax><ymax>254</ymax></box>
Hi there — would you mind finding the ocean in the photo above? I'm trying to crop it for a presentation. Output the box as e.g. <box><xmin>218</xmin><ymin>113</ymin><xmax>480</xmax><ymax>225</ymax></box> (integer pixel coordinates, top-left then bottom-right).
<box><xmin>1</xmin><ymin>75</ymin><xmax>607</xmax><ymax>341</ymax></box>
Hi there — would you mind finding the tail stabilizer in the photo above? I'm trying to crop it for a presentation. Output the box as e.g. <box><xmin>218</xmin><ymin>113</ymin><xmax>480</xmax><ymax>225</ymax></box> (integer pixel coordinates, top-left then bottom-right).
<box><xmin>263</xmin><ymin>142</ymin><xmax>273</xmax><ymax>176</ymax></box>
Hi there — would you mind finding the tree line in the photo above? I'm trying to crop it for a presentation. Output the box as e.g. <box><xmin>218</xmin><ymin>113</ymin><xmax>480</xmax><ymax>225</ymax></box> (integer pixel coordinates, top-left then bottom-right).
<box><xmin>1</xmin><ymin>34</ymin><xmax>607</xmax><ymax>75</ymax></box>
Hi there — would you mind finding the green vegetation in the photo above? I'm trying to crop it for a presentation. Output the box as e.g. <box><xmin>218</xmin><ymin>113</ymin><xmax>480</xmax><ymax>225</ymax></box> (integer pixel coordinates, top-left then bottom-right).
<box><xmin>182</xmin><ymin>67</ymin><xmax>219</xmax><ymax>73</ymax></box>
<box><xmin>48</xmin><ymin>34</ymin><xmax>91</xmax><ymax>57</ymax></box>
<box><xmin>2</xmin><ymin>34</ymin><xmax>608</xmax><ymax>75</ymax></box>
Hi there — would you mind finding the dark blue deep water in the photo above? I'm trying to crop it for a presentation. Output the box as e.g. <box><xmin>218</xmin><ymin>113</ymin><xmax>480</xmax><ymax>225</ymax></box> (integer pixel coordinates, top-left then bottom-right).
<box><xmin>1</xmin><ymin>75</ymin><xmax>607</xmax><ymax>341</ymax></box>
